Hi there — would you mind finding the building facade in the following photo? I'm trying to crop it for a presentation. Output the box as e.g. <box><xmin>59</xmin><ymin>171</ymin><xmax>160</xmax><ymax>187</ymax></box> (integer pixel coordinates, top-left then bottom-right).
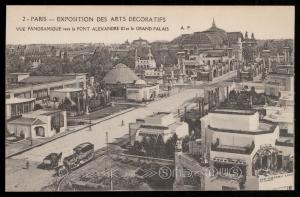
<box><xmin>133</xmin><ymin>112</ymin><xmax>189</xmax><ymax>143</ymax></box>
<box><xmin>6</xmin><ymin>97</ymin><xmax>36</xmax><ymax>120</ymax></box>
<box><xmin>201</xmin><ymin>108</ymin><xmax>293</xmax><ymax>190</ymax></box>
<box><xmin>6</xmin><ymin>73</ymin><xmax>87</xmax><ymax>101</ymax></box>
<box><xmin>7</xmin><ymin>109</ymin><xmax>67</xmax><ymax>139</ymax></box>
<box><xmin>126</xmin><ymin>80</ymin><xmax>159</xmax><ymax>102</ymax></box>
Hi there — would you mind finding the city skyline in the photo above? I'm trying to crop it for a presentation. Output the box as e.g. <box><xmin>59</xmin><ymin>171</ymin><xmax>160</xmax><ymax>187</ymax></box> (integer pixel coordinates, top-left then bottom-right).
<box><xmin>6</xmin><ymin>6</ymin><xmax>294</xmax><ymax>45</ymax></box>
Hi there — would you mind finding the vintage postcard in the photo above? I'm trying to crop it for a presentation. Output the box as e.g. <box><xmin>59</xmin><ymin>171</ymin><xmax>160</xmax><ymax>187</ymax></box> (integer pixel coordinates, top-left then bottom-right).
<box><xmin>5</xmin><ymin>5</ymin><xmax>294</xmax><ymax>191</ymax></box>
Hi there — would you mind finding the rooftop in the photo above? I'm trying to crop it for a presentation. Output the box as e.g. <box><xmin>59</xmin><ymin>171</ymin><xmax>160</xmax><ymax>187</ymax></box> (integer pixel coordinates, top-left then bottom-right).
<box><xmin>103</xmin><ymin>63</ymin><xmax>140</xmax><ymax>84</ymax></box>
<box><xmin>19</xmin><ymin>75</ymin><xmax>75</xmax><ymax>85</ymax></box>
<box><xmin>8</xmin><ymin>73</ymin><xmax>30</xmax><ymax>75</ymax></box>
<box><xmin>6</xmin><ymin>97</ymin><xmax>36</xmax><ymax>105</ymax></box>
<box><xmin>149</xmin><ymin>112</ymin><xmax>171</xmax><ymax>118</ymax></box>
<box><xmin>7</xmin><ymin>117</ymin><xmax>46</xmax><ymax>125</ymax></box>
<box><xmin>211</xmin><ymin>108</ymin><xmax>257</xmax><ymax>115</ymax></box>
<box><xmin>208</xmin><ymin>119</ymin><xmax>277</xmax><ymax>135</ymax></box>
<box><xmin>268</xmin><ymin>72</ymin><xmax>294</xmax><ymax>77</ymax></box>
<box><xmin>53</xmin><ymin>88</ymin><xmax>83</xmax><ymax>93</ymax></box>
<box><xmin>140</xmin><ymin>120</ymin><xmax>183</xmax><ymax>131</ymax></box>
<box><xmin>264</xmin><ymin>110</ymin><xmax>294</xmax><ymax>123</ymax></box>
<box><xmin>23</xmin><ymin>109</ymin><xmax>63</xmax><ymax>116</ymax></box>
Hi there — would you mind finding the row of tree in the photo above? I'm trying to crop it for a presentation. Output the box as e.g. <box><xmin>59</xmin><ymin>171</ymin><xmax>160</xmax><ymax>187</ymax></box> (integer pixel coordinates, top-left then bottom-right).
<box><xmin>129</xmin><ymin>133</ymin><xmax>178</xmax><ymax>159</ymax></box>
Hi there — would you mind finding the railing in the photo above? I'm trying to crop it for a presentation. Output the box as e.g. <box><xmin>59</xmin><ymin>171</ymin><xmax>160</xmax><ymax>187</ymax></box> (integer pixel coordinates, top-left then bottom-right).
<box><xmin>211</xmin><ymin>140</ymin><xmax>255</xmax><ymax>155</ymax></box>
<box><xmin>208</xmin><ymin>125</ymin><xmax>276</xmax><ymax>135</ymax></box>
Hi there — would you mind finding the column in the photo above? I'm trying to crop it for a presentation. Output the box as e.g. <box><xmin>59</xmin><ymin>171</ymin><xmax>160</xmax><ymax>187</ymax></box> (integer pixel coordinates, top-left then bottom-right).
<box><xmin>259</xmin><ymin>155</ymin><xmax>263</xmax><ymax>169</ymax></box>
<box><xmin>270</xmin><ymin>153</ymin><xmax>274</xmax><ymax>170</ymax></box>
<box><xmin>30</xmin><ymin>88</ymin><xmax>34</xmax><ymax>98</ymax></box>
<box><xmin>274</xmin><ymin>153</ymin><xmax>278</xmax><ymax>170</ymax></box>
<box><xmin>267</xmin><ymin>155</ymin><xmax>271</xmax><ymax>170</ymax></box>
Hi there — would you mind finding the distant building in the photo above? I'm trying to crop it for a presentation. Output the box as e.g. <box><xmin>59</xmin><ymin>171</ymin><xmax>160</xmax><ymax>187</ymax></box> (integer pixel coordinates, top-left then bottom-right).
<box><xmin>5</xmin><ymin>97</ymin><xmax>36</xmax><ymax>120</ymax></box>
<box><xmin>7</xmin><ymin>109</ymin><xmax>67</xmax><ymax>139</ymax></box>
<box><xmin>242</xmin><ymin>32</ymin><xmax>257</xmax><ymax>63</ymax></box>
<box><xmin>237</xmin><ymin>61</ymin><xmax>265</xmax><ymax>82</ymax></box>
<box><xmin>126</xmin><ymin>79</ymin><xmax>159</xmax><ymax>102</ymax></box>
<box><xmin>171</xmin><ymin>20</ymin><xmax>249</xmax><ymax>82</ymax></box>
<box><xmin>102</xmin><ymin>63</ymin><xmax>140</xmax><ymax>98</ymax></box>
<box><xmin>6</xmin><ymin>73</ymin><xmax>30</xmax><ymax>85</ymax></box>
<box><xmin>169</xmin><ymin>19</ymin><xmax>253</xmax><ymax>61</ymax></box>
<box><xmin>6</xmin><ymin>73</ymin><xmax>87</xmax><ymax>102</ymax></box>
<box><xmin>133</xmin><ymin>112</ymin><xmax>189</xmax><ymax>142</ymax></box>
<box><xmin>50</xmin><ymin>87</ymin><xmax>87</xmax><ymax>116</ymax></box>
<box><xmin>143</xmin><ymin>68</ymin><xmax>164</xmax><ymax>84</ymax></box>
<box><xmin>260</xmin><ymin>41</ymin><xmax>294</xmax><ymax>73</ymax></box>
<box><xmin>131</xmin><ymin>37</ymin><xmax>149</xmax><ymax>48</ymax></box>
<box><xmin>110</xmin><ymin>40</ymin><xmax>131</xmax><ymax>62</ymax></box>
<box><xmin>135</xmin><ymin>47</ymin><xmax>156</xmax><ymax>70</ymax></box>
<box><xmin>265</xmin><ymin>65</ymin><xmax>294</xmax><ymax>97</ymax></box>
<box><xmin>183</xmin><ymin>50</ymin><xmax>240</xmax><ymax>82</ymax></box>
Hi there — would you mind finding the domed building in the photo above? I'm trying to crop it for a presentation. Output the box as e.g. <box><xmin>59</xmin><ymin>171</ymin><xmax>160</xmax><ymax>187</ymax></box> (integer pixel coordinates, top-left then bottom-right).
<box><xmin>103</xmin><ymin>63</ymin><xmax>139</xmax><ymax>85</ymax></box>
<box><xmin>170</xmin><ymin>19</ymin><xmax>257</xmax><ymax>62</ymax></box>
<box><xmin>103</xmin><ymin>63</ymin><xmax>140</xmax><ymax>97</ymax></box>
<box><xmin>202</xmin><ymin>19</ymin><xmax>229</xmax><ymax>47</ymax></box>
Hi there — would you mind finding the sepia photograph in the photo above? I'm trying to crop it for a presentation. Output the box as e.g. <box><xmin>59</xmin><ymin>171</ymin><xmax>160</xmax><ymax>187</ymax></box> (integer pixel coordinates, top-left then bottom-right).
<box><xmin>5</xmin><ymin>5</ymin><xmax>295</xmax><ymax>191</ymax></box>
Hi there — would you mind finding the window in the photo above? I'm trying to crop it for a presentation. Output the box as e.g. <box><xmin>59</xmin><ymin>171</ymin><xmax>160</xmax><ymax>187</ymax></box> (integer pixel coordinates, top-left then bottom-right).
<box><xmin>11</xmin><ymin>104</ymin><xmax>17</xmax><ymax>117</ymax></box>
<box><xmin>24</xmin><ymin>102</ymin><xmax>30</xmax><ymax>113</ymax></box>
<box><xmin>35</xmin><ymin>126</ymin><xmax>45</xmax><ymax>137</ymax></box>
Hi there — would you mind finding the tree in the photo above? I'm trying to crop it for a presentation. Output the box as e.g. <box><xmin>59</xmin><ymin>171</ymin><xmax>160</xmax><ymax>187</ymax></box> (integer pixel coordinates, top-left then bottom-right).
<box><xmin>131</xmin><ymin>141</ymin><xmax>142</xmax><ymax>155</ymax></box>
<box><xmin>165</xmin><ymin>134</ymin><xmax>178</xmax><ymax>159</ymax></box>
<box><xmin>58</xmin><ymin>97</ymin><xmax>72</xmax><ymax>111</ymax></box>
<box><xmin>250</xmin><ymin>87</ymin><xmax>258</xmax><ymax>104</ymax></box>
<box><xmin>155</xmin><ymin>135</ymin><xmax>166</xmax><ymax>158</ymax></box>
<box><xmin>148</xmin><ymin>136</ymin><xmax>156</xmax><ymax>157</ymax></box>
<box><xmin>261</xmin><ymin>68</ymin><xmax>267</xmax><ymax>81</ymax></box>
<box><xmin>170</xmin><ymin>133</ymin><xmax>178</xmax><ymax>146</ymax></box>
<box><xmin>165</xmin><ymin>139</ymin><xmax>175</xmax><ymax>159</ymax></box>
<box><xmin>181</xmin><ymin>135</ymin><xmax>190</xmax><ymax>153</ymax></box>
<box><xmin>141</xmin><ymin>136</ymin><xmax>149</xmax><ymax>155</ymax></box>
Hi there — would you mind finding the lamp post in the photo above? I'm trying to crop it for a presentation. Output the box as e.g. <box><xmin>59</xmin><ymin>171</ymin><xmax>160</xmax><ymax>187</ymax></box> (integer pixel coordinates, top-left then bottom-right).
<box><xmin>89</xmin><ymin>114</ymin><xmax>92</xmax><ymax>131</ymax></box>
<box><xmin>30</xmin><ymin>129</ymin><xmax>33</xmax><ymax>146</ymax></box>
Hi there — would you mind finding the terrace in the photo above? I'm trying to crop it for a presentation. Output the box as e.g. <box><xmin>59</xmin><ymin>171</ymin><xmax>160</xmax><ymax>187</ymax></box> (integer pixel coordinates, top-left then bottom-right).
<box><xmin>208</xmin><ymin>119</ymin><xmax>277</xmax><ymax>135</ymax></box>
<box><xmin>211</xmin><ymin>140</ymin><xmax>255</xmax><ymax>155</ymax></box>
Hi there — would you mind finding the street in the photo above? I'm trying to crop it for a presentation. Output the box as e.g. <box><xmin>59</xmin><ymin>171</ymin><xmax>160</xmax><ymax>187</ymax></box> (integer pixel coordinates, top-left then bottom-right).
<box><xmin>12</xmin><ymin>88</ymin><xmax>202</xmax><ymax>163</ymax></box>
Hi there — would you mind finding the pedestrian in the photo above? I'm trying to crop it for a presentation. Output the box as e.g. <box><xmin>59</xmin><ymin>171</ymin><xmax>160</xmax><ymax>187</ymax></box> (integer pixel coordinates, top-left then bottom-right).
<box><xmin>121</xmin><ymin>120</ymin><xmax>124</xmax><ymax>126</ymax></box>
<box><xmin>26</xmin><ymin>161</ymin><xmax>29</xmax><ymax>169</ymax></box>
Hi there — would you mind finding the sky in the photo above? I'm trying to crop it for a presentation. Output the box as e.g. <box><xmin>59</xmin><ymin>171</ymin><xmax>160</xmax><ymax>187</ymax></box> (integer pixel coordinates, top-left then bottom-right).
<box><xmin>6</xmin><ymin>6</ymin><xmax>294</xmax><ymax>45</ymax></box>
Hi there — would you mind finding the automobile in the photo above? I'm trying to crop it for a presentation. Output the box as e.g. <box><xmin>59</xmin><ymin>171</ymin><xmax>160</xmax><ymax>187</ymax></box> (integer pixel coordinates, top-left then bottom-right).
<box><xmin>43</xmin><ymin>152</ymin><xmax>62</xmax><ymax>170</ymax></box>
